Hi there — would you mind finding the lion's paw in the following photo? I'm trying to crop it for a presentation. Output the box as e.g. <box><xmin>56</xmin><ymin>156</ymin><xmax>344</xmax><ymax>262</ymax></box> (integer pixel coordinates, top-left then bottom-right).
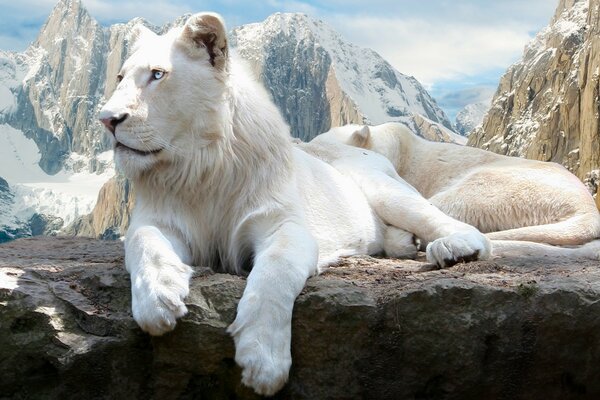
<box><xmin>228</xmin><ymin>299</ymin><xmax>292</xmax><ymax>396</ymax></box>
<box><xmin>131</xmin><ymin>260</ymin><xmax>192</xmax><ymax>336</ymax></box>
<box><xmin>426</xmin><ymin>231</ymin><xmax>491</xmax><ymax>268</ymax></box>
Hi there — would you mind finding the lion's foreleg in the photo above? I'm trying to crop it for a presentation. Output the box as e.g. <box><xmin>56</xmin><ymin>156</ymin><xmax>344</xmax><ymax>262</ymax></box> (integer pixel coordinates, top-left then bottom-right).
<box><xmin>228</xmin><ymin>220</ymin><xmax>318</xmax><ymax>396</ymax></box>
<box><xmin>354</xmin><ymin>169</ymin><xmax>492</xmax><ymax>268</ymax></box>
<box><xmin>125</xmin><ymin>225</ymin><xmax>193</xmax><ymax>336</ymax></box>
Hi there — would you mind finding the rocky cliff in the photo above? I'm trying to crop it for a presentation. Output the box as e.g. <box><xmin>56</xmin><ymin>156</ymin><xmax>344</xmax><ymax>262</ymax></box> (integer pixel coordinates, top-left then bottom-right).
<box><xmin>2</xmin><ymin>237</ymin><xmax>600</xmax><ymax>399</ymax></box>
<box><xmin>468</xmin><ymin>0</ymin><xmax>599</xmax><ymax>194</ymax></box>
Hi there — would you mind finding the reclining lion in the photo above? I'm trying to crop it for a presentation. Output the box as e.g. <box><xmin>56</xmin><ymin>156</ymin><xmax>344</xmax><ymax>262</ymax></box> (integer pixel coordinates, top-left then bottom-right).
<box><xmin>318</xmin><ymin>122</ymin><xmax>600</xmax><ymax>247</ymax></box>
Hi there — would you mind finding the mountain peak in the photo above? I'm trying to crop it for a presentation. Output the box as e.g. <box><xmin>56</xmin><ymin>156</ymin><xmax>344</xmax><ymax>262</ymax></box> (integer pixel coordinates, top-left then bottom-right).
<box><xmin>232</xmin><ymin>12</ymin><xmax>453</xmax><ymax>139</ymax></box>
<box><xmin>35</xmin><ymin>0</ymin><xmax>97</xmax><ymax>50</ymax></box>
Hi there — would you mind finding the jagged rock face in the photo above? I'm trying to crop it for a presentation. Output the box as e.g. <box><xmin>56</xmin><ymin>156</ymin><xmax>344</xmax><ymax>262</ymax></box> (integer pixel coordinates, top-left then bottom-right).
<box><xmin>2</xmin><ymin>237</ymin><xmax>600</xmax><ymax>398</ymax></box>
<box><xmin>468</xmin><ymin>0</ymin><xmax>599</xmax><ymax>184</ymax></box>
<box><xmin>231</xmin><ymin>13</ymin><xmax>454</xmax><ymax>141</ymax></box>
<box><xmin>28</xmin><ymin>214</ymin><xmax>64</xmax><ymax>236</ymax></box>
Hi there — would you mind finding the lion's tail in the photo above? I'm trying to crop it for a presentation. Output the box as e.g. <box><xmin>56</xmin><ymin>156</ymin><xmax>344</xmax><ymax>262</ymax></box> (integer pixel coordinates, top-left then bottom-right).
<box><xmin>490</xmin><ymin>239</ymin><xmax>600</xmax><ymax>261</ymax></box>
<box><xmin>485</xmin><ymin>212</ymin><xmax>600</xmax><ymax>246</ymax></box>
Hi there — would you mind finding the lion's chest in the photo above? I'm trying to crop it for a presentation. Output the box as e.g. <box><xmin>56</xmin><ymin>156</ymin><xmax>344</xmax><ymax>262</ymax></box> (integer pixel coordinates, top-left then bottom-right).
<box><xmin>155</xmin><ymin>198</ymin><xmax>251</xmax><ymax>274</ymax></box>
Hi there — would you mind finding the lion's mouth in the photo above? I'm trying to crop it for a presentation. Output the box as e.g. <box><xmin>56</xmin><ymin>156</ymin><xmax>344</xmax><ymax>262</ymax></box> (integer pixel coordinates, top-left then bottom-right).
<box><xmin>115</xmin><ymin>141</ymin><xmax>162</xmax><ymax>156</ymax></box>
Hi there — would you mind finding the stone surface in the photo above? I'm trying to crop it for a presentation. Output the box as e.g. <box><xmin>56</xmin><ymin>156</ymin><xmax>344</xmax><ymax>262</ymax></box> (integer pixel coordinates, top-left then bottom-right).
<box><xmin>1</xmin><ymin>237</ymin><xmax>600</xmax><ymax>399</ymax></box>
<box><xmin>468</xmin><ymin>0</ymin><xmax>599</xmax><ymax>185</ymax></box>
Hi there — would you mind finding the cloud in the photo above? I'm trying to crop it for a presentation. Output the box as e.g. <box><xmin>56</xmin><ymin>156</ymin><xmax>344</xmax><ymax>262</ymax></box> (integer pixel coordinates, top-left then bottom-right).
<box><xmin>266</xmin><ymin>0</ymin><xmax>320</xmax><ymax>15</ymax></box>
<box><xmin>83</xmin><ymin>0</ymin><xmax>190</xmax><ymax>26</ymax></box>
<box><xmin>438</xmin><ymin>86</ymin><xmax>497</xmax><ymax>108</ymax></box>
<box><xmin>328</xmin><ymin>15</ymin><xmax>533</xmax><ymax>86</ymax></box>
<box><xmin>0</xmin><ymin>0</ymin><xmax>58</xmax><ymax>51</ymax></box>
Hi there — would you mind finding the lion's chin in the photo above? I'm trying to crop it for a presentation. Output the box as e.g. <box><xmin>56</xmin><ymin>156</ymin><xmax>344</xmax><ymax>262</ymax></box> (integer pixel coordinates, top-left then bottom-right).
<box><xmin>114</xmin><ymin>145</ymin><xmax>162</xmax><ymax>178</ymax></box>
<box><xmin>115</xmin><ymin>142</ymin><xmax>163</xmax><ymax>156</ymax></box>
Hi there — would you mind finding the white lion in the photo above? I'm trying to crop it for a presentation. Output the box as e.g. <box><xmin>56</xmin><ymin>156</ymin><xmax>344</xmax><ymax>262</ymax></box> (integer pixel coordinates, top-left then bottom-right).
<box><xmin>97</xmin><ymin>13</ymin><xmax>596</xmax><ymax>396</ymax></box>
<box><xmin>317</xmin><ymin>123</ymin><xmax>600</xmax><ymax>249</ymax></box>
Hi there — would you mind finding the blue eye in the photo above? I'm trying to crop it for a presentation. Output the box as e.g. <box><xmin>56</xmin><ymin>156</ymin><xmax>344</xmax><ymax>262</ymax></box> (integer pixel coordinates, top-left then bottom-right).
<box><xmin>152</xmin><ymin>69</ymin><xmax>165</xmax><ymax>80</ymax></box>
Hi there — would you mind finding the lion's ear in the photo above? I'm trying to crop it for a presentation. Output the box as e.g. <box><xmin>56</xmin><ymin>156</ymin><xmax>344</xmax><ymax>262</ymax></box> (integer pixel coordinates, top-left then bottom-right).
<box><xmin>180</xmin><ymin>12</ymin><xmax>228</xmax><ymax>71</ymax></box>
<box><xmin>350</xmin><ymin>126</ymin><xmax>371</xmax><ymax>148</ymax></box>
<box><xmin>127</xmin><ymin>23</ymin><xmax>156</xmax><ymax>54</ymax></box>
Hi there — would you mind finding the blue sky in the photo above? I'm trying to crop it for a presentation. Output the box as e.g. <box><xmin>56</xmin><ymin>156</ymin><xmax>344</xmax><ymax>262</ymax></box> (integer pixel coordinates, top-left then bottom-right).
<box><xmin>0</xmin><ymin>0</ymin><xmax>558</xmax><ymax>120</ymax></box>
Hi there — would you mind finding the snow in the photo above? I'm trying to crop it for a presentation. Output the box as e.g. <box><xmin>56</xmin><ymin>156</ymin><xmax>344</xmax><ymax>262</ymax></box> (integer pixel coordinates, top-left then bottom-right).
<box><xmin>0</xmin><ymin>123</ymin><xmax>114</xmax><ymax>227</ymax></box>
<box><xmin>553</xmin><ymin>1</ymin><xmax>588</xmax><ymax>37</ymax></box>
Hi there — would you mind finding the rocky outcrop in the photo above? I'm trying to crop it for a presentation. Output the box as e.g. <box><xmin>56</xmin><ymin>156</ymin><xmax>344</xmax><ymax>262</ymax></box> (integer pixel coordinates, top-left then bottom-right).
<box><xmin>468</xmin><ymin>0</ymin><xmax>599</xmax><ymax>184</ymax></box>
<box><xmin>2</xmin><ymin>237</ymin><xmax>600</xmax><ymax>399</ymax></box>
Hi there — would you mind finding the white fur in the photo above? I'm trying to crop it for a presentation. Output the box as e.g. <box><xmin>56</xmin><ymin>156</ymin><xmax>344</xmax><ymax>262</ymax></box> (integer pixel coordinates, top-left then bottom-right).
<box><xmin>319</xmin><ymin>122</ymin><xmax>600</xmax><ymax>258</ymax></box>
<box><xmin>99</xmin><ymin>14</ymin><xmax>495</xmax><ymax>396</ymax></box>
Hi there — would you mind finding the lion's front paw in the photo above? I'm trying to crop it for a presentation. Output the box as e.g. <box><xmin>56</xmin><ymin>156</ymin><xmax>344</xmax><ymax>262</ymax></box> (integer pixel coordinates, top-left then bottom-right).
<box><xmin>131</xmin><ymin>260</ymin><xmax>192</xmax><ymax>336</ymax></box>
<box><xmin>426</xmin><ymin>231</ymin><xmax>491</xmax><ymax>268</ymax></box>
<box><xmin>227</xmin><ymin>300</ymin><xmax>292</xmax><ymax>396</ymax></box>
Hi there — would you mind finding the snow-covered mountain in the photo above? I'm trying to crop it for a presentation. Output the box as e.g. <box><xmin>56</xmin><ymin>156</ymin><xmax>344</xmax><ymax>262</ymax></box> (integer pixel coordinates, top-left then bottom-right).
<box><xmin>232</xmin><ymin>13</ymin><xmax>453</xmax><ymax>141</ymax></box>
<box><xmin>455</xmin><ymin>101</ymin><xmax>489</xmax><ymax>136</ymax></box>
<box><xmin>0</xmin><ymin>0</ymin><xmax>129</xmax><ymax>241</ymax></box>
<box><xmin>468</xmin><ymin>0</ymin><xmax>599</xmax><ymax>199</ymax></box>
<box><xmin>0</xmin><ymin>0</ymin><xmax>456</xmax><ymax>240</ymax></box>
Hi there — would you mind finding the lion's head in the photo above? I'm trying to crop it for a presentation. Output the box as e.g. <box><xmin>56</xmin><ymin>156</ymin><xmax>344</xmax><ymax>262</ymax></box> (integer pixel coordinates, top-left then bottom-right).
<box><xmin>98</xmin><ymin>13</ymin><xmax>229</xmax><ymax>178</ymax></box>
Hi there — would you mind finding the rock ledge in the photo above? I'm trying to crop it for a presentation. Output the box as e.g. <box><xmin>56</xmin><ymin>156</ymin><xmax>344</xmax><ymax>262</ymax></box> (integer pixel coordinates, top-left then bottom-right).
<box><xmin>1</xmin><ymin>237</ymin><xmax>599</xmax><ymax>399</ymax></box>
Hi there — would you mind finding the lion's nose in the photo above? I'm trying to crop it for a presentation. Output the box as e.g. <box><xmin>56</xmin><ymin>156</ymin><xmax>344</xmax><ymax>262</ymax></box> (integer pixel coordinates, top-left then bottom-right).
<box><xmin>99</xmin><ymin>113</ymin><xmax>130</xmax><ymax>135</ymax></box>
